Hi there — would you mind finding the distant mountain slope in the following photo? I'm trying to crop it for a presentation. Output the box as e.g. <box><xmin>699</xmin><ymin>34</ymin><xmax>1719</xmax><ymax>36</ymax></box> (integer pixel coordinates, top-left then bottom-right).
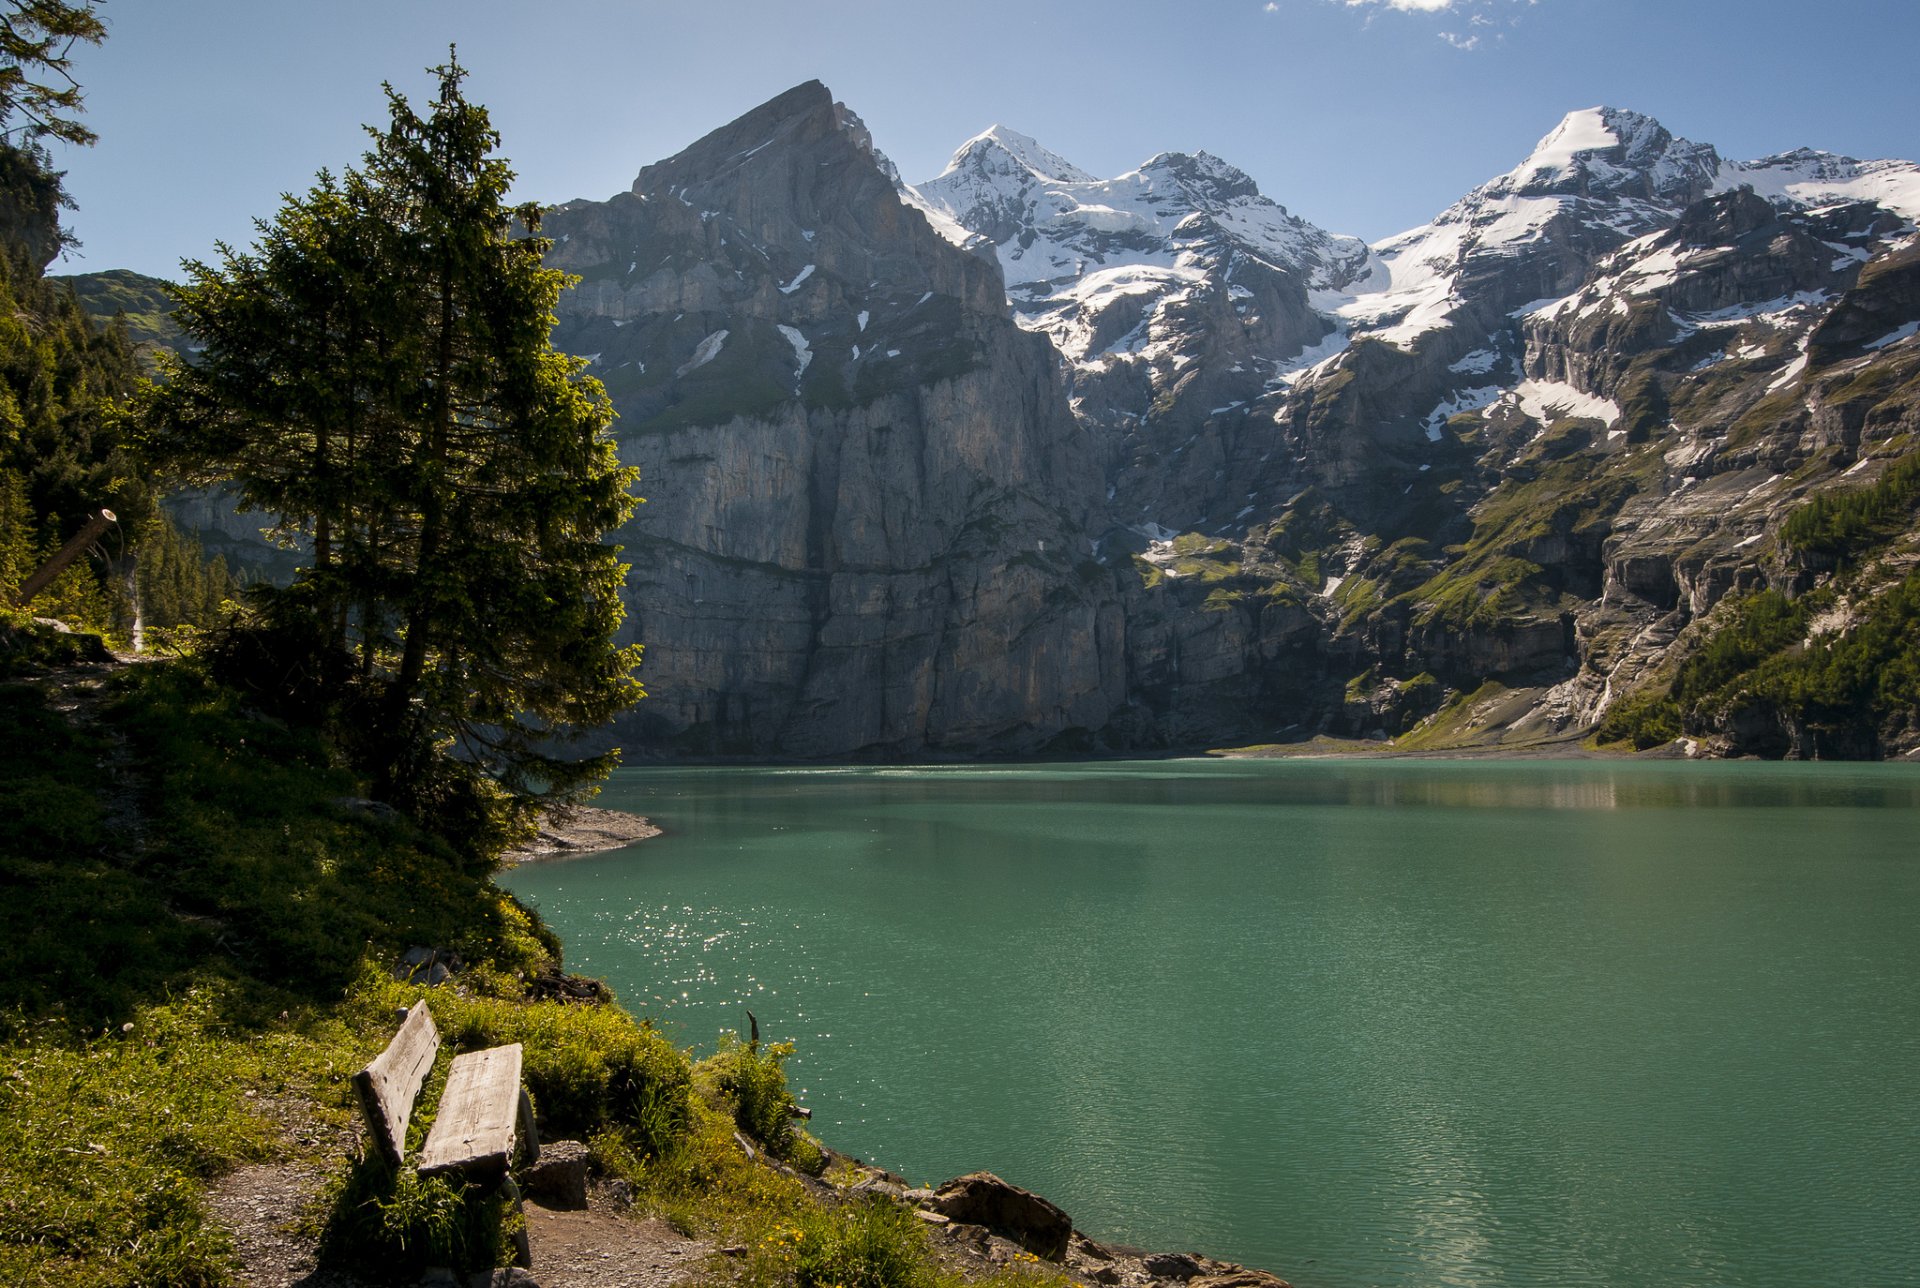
<box><xmin>52</xmin><ymin>267</ymin><xmax>186</xmax><ymax>362</ymax></box>
<box><xmin>77</xmin><ymin>88</ymin><xmax>1919</xmax><ymax>757</ymax></box>
<box><xmin>897</xmin><ymin>103</ymin><xmax>1920</xmax><ymax>755</ymax></box>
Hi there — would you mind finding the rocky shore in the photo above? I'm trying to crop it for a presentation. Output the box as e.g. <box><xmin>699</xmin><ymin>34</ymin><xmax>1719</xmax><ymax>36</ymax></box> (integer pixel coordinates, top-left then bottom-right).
<box><xmin>500</xmin><ymin>805</ymin><xmax>662</xmax><ymax>866</ymax></box>
<box><xmin>810</xmin><ymin>1162</ymin><xmax>1294</xmax><ymax>1288</ymax></box>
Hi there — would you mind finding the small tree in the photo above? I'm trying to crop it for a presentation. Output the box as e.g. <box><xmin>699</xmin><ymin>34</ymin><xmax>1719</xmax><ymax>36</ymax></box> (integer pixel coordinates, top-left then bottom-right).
<box><xmin>141</xmin><ymin>55</ymin><xmax>642</xmax><ymax>835</ymax></box>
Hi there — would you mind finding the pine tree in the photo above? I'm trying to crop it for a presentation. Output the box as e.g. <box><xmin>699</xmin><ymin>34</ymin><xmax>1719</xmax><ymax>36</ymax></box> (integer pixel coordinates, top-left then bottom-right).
<box><xmin>139</xmin><ymin>56</ymin><xmax>643</xmax><ymax>829</ymax></box>
<box><xmin>0</xmin><ymin>0</ymin><xmax>106</xmax><ymax>148</ymax></box>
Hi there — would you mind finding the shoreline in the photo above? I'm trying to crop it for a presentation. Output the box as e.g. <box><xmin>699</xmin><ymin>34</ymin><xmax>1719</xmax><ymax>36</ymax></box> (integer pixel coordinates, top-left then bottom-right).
<box><xmin>500</xmin><ymin>804</ymin><xmax>662</xmax><ymax>865</ymax></box>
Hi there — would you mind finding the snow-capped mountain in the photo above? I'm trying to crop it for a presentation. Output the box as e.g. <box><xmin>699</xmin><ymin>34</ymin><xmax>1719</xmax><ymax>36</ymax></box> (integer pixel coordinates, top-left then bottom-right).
<box><xmin>512</xmin><ymin>83</ymin><xmax>1920</xmax><ymax>759</ymax></box>
<box><xmin>1328</xmin><ymin>108</ymin><xmax>1722</xmax><ymax>349</ymax></box>
<box><xmin>912</xmin><ymin>126</ymin><xmax>1370</xmax><ymax>368</ymax></box>
<box><xmin>1281</xmin><ymin>108</ymin><xmax>1920</xmax><ymax>480</ymax></box>
<box><xmin>910</xmin><ymin>130</ymin><xmax>1377</xmax><ymax>531</ymax></box>
<box><xmin>901</xmin><ymin>102</ymin><xmax>1920</xmax><ymax>753</ymax></box>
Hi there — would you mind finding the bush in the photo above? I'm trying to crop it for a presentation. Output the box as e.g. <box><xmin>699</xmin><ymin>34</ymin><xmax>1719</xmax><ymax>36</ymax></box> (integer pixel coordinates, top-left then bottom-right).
<box><xmin>749</xmin><ymin>1199</ymin><xmax>935</xmax><ymax>1288</ymax></box>
<box><xmin>708</xmin><ymin>1033</ymin><xmax>804</xmax><ymax>1161</ymax></box>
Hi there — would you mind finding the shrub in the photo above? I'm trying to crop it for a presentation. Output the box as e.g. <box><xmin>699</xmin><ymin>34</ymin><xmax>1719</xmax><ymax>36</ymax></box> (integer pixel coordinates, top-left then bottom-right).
<box><xmin>749</xmin><ymin>1199</ymin><xmax>934</xmax><ymax>1288</ymax></box>
<box><xmin>708</xmin><ymin>1033</ymin><xmax>802</xmax><ymax>1159</ymax></box>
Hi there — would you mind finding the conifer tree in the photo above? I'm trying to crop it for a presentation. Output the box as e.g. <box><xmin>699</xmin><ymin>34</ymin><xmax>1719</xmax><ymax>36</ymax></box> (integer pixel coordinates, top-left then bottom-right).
<box><xmin>140</xmin><ymin>56</ymin><xmax>643</xmax><ymax>826</ymax></box>
<box><xmin>0</xmin><ymin>0</ymin><xmax>106</xmax><ymax>147</ymax></box>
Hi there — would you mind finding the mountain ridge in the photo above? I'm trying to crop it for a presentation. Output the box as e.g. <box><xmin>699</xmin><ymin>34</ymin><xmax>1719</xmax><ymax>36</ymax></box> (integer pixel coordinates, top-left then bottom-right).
<box><xmin>105</xmin><ymin>86</ymin><xmax>1920</xmax><ymax>759</ymax></box>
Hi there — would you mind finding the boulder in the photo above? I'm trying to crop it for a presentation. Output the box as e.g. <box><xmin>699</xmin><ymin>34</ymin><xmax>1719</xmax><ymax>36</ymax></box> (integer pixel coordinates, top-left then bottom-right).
<box><xmin>1143</xmin><ymin>1252</ymin><xmax>1204</xmax><ymax>1280</ymax></box>
<box><xmin>929</xmin><ymin>1171</ymin><xmax>1072</xmax><ymax>1261</ymax></box>
<box><xmin>520</xmin><ymin>1140</ymin><xmax>591</xmax><ymax>1210</ymax></box>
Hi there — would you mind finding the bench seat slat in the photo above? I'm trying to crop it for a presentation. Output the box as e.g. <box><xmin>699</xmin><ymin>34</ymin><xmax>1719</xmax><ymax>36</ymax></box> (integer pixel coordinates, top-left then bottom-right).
<box><xmin>419</xmin><ymin>1043</ymin><xmax>525</xmax><ymax>1178</ymax></box>
<box><xmin>351</xmin><ymin>1002</ymin><xmax>440</xmax><ymax>1169</ymax></box>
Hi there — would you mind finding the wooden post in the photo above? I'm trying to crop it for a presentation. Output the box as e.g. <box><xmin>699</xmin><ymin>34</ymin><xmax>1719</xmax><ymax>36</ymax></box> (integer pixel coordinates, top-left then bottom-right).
<box><xmin>11</xmin><ymin>510</ymin><xmax>116</xmax><ymax>609</ymax></box>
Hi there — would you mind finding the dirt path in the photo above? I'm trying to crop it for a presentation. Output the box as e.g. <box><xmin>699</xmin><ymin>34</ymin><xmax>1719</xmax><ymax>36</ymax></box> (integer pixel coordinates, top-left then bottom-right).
<box><xmin>208</xmin><ymin>1161</ymin><xmax>365</xmax><ymax>1288</ymax></box>
<box><xmin>208</xmin><ymin>1169</ymin><xmax>709</xmax><ymax>1288</ymax></box>
<box><xmin>521</xmin><ymin>1200</ymin><xmax>710</xmax><ymax>1288</ymax></box>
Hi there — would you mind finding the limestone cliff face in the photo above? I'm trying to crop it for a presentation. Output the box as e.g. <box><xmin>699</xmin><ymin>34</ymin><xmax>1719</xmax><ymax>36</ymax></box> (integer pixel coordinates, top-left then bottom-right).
<box><xmin>544</xmin><ymin>83</ymin><xmax>1124</xmax><ymax>756</ymax></box>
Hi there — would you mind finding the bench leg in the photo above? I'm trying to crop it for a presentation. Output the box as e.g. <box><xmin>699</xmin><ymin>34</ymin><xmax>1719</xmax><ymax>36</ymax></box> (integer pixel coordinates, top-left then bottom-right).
<box><xmin>517</xmin><ymin>1087</ymin><xmax>540</xmax><ymax>1166</ymax></box>
<box><xmin>499</xmin><ymin>1174</ymin><xmax>532</xmax><ymax>1270</ymax></box>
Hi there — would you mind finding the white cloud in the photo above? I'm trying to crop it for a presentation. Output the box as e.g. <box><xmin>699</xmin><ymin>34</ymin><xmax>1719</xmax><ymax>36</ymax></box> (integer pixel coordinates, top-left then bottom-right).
<box><xmin>1335</xmin><ymin>0</ymin><xmax>1536</xmax><ymax>46</ymax></box>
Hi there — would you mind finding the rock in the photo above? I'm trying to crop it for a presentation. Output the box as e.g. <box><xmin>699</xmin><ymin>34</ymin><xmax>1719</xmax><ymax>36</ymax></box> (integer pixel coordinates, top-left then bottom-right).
<box><xmin>848</xmin><ymin>1176</ymin><xmax>906</xmax><ymax>1202</ymax></box>
<box><xmin>543</xmin><ymin>81</ymin><xmax>1125</xmax><ymax>759</ymax></box>
<box><xmin>467</xmin><ymin>1271</ymin><xmax>542</xmax><ymax>1288</ymax></box>
<box><xmin>929</xmin><ymin>1171</ymin><xmax>1072</xmax><ymax>1261</ymax></box>
<box><xmin>333</xmin><ymin>795</ymin><xmax>402</xmax><ymax>823</ymax></box>
<box><xmin>1143</xmin><ymin>1252</ymin><xmax>1204</xmax><ymax>1280</ymax></box>
<box><xmin>520</xmin><ymin>1140</ymin><xmax>591</xmax><ymax>1209</ymax></box>
<box><xmin>521</xmin><ymin>965</ymin><xmax>612</xmax><ymax>1006</ymax></box>
<box><xmin>394</xmin><ymin>946</ymin><xmax>460</xmax><ymax>986</ymax></box>
<box><xmin>1191</xmin><ymin>1269</ymin><xmax>1292</xmax><ymax>1288</ymax></box>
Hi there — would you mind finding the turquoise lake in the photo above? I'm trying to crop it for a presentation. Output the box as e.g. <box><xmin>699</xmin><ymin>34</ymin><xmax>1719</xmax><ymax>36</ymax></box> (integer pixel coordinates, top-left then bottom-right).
<box><xmin>500</xmin><ymin>759</ymin><xmax>1920</xmax><ymax>1288</ymax></box>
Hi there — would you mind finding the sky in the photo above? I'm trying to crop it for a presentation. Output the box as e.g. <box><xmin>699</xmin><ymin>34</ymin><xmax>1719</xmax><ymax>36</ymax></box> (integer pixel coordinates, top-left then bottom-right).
<box><xmin>47</xmin><ymin>0</ymin><xmax>1920</xmax><ymax>280</ymax></box>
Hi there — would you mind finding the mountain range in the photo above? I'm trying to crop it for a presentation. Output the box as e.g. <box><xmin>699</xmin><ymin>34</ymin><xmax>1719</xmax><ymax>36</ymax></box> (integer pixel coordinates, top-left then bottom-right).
<box><xmin>129</xmin><ymin>83</ymin><xmax>1920</xmax><ymax>759</ymax></box>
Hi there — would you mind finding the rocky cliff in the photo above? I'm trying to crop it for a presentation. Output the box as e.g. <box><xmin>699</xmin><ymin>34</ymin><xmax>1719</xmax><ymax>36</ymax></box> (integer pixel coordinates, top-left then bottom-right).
<box><xmin>543</xmin><ymin>83</ymin><xmax>1125</xmax><ymax>756</ymax></box>
<box><xmin>83</xmin><ymin>89</ymin><xmax>1919</xmax><ymax>756</ymax></box>
<box><xmin>892</xmin><ymin>103</ymin><xmax>1920</xmax><ymax>756</ymax></box>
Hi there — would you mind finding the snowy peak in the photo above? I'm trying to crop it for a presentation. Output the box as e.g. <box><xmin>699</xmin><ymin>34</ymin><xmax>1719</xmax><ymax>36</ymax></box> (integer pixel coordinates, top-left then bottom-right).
<box><xmin>1720</xmin><ymin>148</ymin><xmax>1920</xmax><ymax>224</ymax></box>
<box><xmin>1136</xmin><ymin>151</ymin><xmax>1263</xmax><ymax>207</ymax></box>
<box><xmin>910</xmin><ymin>131</ymin><xmax>1372</xmax><ymax>376</ymax></box>
<box><xmin>1331</xmin><ymin>108</ymin><xmax>1726</xmax><ymax>348</ymax></box>
<box><xmin>912</xmin><ymin>132</ymin><xmax>1368</xmax><ymax>296</ymax></box>
<box><xmin>1517</xmin><ymin>107</ymin><xmax>1628</xmax><ymax>176</ymax></box>
<box><xmin>939</xmin><ymin>125</ymin><xmax>1097</xmax><ymax>185</ymax></box>
<box><xmin>1492</xmin><ymin>106</ymin><xmax>1720</xmax><ymax>206</ymax></box>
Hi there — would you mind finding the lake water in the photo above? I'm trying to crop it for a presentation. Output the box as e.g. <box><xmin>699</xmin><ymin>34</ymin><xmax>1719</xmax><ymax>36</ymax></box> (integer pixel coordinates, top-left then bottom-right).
<box><xmin>500</xmin><ymin>759</ymin><xmax>1920</xmax><ymax>1288</ymax></box>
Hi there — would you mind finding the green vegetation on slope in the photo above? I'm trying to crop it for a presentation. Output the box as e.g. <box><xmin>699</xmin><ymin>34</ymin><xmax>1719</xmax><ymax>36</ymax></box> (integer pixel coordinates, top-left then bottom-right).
<box><xmin>1598</xmin><ymin>576</ymin><xmax>1920</xmax><ymax>755</ymax></box>
<box><xmin>1781</xmin><ymin>446</ymin><xmax>1920</xmax><ymax>566</ymax></box>
<box><xmin>54</xmin><ymin>267</ymin><xmax>187</xmax><ymax>360</ymax></box>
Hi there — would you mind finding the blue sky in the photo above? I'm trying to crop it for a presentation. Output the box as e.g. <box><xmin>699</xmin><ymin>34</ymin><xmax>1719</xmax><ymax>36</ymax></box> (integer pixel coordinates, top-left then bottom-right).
<box><xmin>51</xmin><ymin>0</ymin><xmax>1920</xmax><ymax>279</ymax></box>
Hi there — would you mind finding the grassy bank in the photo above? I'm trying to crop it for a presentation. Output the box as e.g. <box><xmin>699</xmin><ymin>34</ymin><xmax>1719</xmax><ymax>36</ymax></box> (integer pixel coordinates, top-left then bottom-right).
<box><xmin>0</xmin><ymin>651</ymin><xmax>1068</xmax><ymax>1288</ymax></box>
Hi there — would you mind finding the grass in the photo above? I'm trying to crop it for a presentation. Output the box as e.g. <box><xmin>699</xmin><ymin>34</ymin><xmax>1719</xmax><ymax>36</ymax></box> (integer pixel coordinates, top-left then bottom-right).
<box><xmin>0</xmin><ymin>648</ymin><xmax>1083</xmax><ymax>1287</ymax></box>
<box><xmin>0</xmin><ymin>990</ymin><xmax>274</xmax><ymax>1287</ymax></box>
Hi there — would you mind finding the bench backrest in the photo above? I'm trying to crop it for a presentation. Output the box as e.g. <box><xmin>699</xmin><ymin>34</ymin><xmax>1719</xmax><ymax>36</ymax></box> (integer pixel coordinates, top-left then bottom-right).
<box><xmin>352</xmin><ymin>1001</ymin><xmax>441</xmax><ymax>1168</ymax></box>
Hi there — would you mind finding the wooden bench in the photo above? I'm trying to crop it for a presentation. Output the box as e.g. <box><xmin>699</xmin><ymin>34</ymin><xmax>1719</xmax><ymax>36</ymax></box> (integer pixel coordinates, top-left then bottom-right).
<box><xmin>353</xmin><ymin>1001</ymin><xmax>539</xmax><ymax>1266</ymax></box>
